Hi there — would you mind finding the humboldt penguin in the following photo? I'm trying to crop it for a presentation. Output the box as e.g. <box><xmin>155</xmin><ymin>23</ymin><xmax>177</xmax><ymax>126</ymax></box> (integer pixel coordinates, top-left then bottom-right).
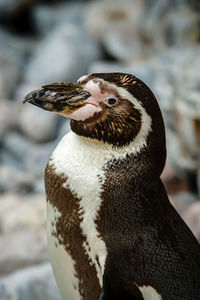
<box><xmin>24</xmin><ymin>73</ymin><xmax>200</xmax><ymax>300</ymax></box>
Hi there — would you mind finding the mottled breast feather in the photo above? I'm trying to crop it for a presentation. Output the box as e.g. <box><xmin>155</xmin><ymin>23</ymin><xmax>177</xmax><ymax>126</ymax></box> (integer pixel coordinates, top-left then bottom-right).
<box><xmin>45</xmin><ymin>162</ymin><xmax>101</xmax><ymax>300</ymax></box>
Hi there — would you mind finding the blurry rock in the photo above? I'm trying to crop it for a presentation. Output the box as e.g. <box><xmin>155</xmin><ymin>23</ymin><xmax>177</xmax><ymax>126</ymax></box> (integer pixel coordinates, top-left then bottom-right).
<box><xmin>85</xmin><ymin>0</ymin><xmax>149</xmax><ymax>62</ymax></box>
<box><xmin>57</xmin><ymin>118</ymin><xmax>71</xmax><ymax>140</ymax></box>
<box><xmin>15</xmin><ymin>22</ymin><xmax>101</xmax><ymax>100</ymax></box>
<box><xmin>0</xmin><ymin>29</ymin><xmax>30</xmax><ymax>98</ymax></box>
<box><xmin>0</xmin><ymin>193</ymin><xmax>47</xmax><ymax>275</ymax></box>
<box><xmin>0</xmin><ymin>0</ymin><xmax>39</xmax><ymax>17</ymax></box>
<box><xmin>89</xmin><ymin>60</ymin><xmax>155</xmax><ymax>89</ymax></box>
<box><xmin>3</xmin><ymin>132</ymin><xmax>55</xmax><ymax>176</ymax></box>
<box><xmin>182</xmin><ymin>201</ymin><xmax>200</xmax><ymax>242</ymax></box>
<box><xmin>19</xmin><ymin>104</ymin><xmax>59</xmax><ymax>142</ymax></box>
<box><xmin>23</xmin><ymin>141</ymin><xmax>56</xmax><ymax>176</ymax></box>
<box><xmin>0</xmin><ymin>193</ymin><xmax>46</xmax><ymax>233</ymax></box>
<box><xmin>169</xmin><ymin>192</ymin><xmax>198</xmax><ymax>215</ymax></box>
<box><xmin>3</xmin><ymin>132</ymin><xmax>35</xmax><ymax>162</ymax></box>
<box><xmin>162</xmin><ymin>168</ymin><xmax>189</xmax><ymax>195</ymax></box>
<box><xmin>0</xmin><ymin>99</ymin><xmax>20</xmax><ymax>136</ymax></box>
<box><xmin>0</xmin><ymin>230</ymin><xmax>48</xmax><ymax>276</ymax></box>
<box><xmin>0</xmin><ymin>165</ymin><xmax>34</xmax><ymax>194</ymax></box>
<box><xmin>33</xmin><ymin>2</ymin><xmax>84</xmax><ymax>35</ymax></box>
<box><xmin>142</xmin><ymin>0</ymin><xmax>200</xmax><ymax>50</ymax></box>
<box><xmin>143</xmin><ymin>0</ymin><xmax>200</xmax><ymax>49</ymax></box>
<box><xmin>0</xmin><ymin>263</ymin><xmax>61</xmax><ymax>300</ymax></box>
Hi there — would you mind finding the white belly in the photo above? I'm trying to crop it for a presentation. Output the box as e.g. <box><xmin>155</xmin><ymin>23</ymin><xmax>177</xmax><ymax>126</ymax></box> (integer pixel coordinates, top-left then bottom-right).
<box><xmin>48</xmin><ymin>131</ymin><xmax>109</xmax><ymax>288</ymax></box>
<box><xmin>47</xmin><ymin>201</ymin><xmax>81</xmax><ymax>300</ymax></box>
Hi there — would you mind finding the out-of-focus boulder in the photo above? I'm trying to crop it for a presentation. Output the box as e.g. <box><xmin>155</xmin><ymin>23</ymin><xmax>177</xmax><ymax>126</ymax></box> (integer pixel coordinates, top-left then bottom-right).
<box><xmin>182</xmin><ymin>201</ymin><xmax>200</xmax><ymax>242</ymax></box>
<box><xmin>0</xmin><ymin>30</ymin><xmax>30</xmax><ymax>98</ymax></box>
<box><xmin>0</xmin><ymin>263</ymin><xmax>61</xmax><ymax>300</ymax></box>
<box><xmin>15</xmin><ymin>22</ymin><xmax>101</xmax><ymax>100</ymax></box>
<box><xmin>19</xmin><ymin>104</ymin><xmax>59</xmax><ymax>143</ymax></box>
<box><xmin>0</xmin><ymin>193</ymin><xmax>46</xmax><ymax>233</ymax></box>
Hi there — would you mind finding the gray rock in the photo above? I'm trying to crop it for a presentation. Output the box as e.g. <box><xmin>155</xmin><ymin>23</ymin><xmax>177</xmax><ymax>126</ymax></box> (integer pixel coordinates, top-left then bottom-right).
<box><xmin>15</xmin><ymin>22</ymin><xmax>101</xmax><ymax>100</ymax></box>
<box><xmin>0</xmin><ymin>165</ymin><xmax>34</xmax><ymax>194</ymax></box>
<box><xmin>3</xmin><ymin>132</ymin><xmax>55</xmax><ymax>176</ymax></box>
<box><xmin>0</xmin><ymin>100</ymin><xmax>21</xmax><ymax>136</ymax></box>
<box><xmin>182</xmin><ymin>201</ymin><xmax>200</xmax><ymax>242</ymax></box>
<box><xmin>3</xmin><ymin>132</ymin><xmax>35</xmax><ymax>162</ymax></box>
<box><xmin>0</xmin><ymin>193</ymin><xmax>46</xmax><ymax>233</ymax></box>
<box><xmin>0</xmin><ymin>193</ymin><xmax>48</xmax><ymax>276</ymax></box>
<box><xmin>143</xmin><ymin>0</ymin><xmax>200</xmax><ymax>49</ymax></box>
<box><xmin>23</xmin><ymin>140</ymin><xmax>56</xmax><ymax>176</ymax></box>
<box><xmin>0</xmin><ymin>0</ymin><xmax>38</xmax><ymax>16</ymax></box>
<box><xmin>0</xmin><ymin>230</ymin><xmax>48</xmax><ymax>276</ymax></box>
<box><xmin>169</xmin><ymin>192</ymin><xmax>198</xmax><ymax>215</ymax></box>
<box><xmin>0</xmin><ymin>29</ymin><xmax>31</xmax><ymax>99</ymax></box>
<box><xmin>85</xmin><ymin>0</ymin><xmax>199</xmax><ymax>62</ymax></box>
<box><xmin>89</xmin><ymin>60</ymin><xmax>155</xmax><ymax>90</ymax></box>
<box><xmin>85</xmin><ymin>0</ymin><xmax>149</xmax><ymax>62</ymax></box>
<box><xmin>57</xmin><ymin>119</ymin><xmax>71</xmax><ymax>140</ymax></box>
<box><xmin>0</xmin><ymin>263</ymin><xmax>61</xmax><ymax>300</ymax></box>
<box><xmin>19</xmin><ymin>104</ymin><xmax>59</xmax><ymax>143</ymax></box>
<box><xmin>33</xmin><ymin>2</ymin><xmax>84</xmax><ymax>35</ymax></box>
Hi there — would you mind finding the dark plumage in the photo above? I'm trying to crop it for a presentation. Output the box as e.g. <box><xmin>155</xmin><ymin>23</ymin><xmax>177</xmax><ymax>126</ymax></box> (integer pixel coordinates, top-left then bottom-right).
<box><xmin>24</xmin><ymin>73</ymin><xmax>200</xmax><ymax>300</ymax></box>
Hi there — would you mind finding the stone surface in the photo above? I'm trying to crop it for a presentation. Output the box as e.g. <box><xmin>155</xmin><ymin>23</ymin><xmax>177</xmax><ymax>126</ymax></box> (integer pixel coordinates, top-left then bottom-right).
<box><xmin>0</xmin><ymin>29</ymin><xmax>31</xmax><ymax>99</ymax></box>
<box><xmin>85</xmin><ymin>0</ymin><xmax>200</xmax><ymax>62</ymax></box>
<box><xmin>169</xmin><ymin>192</ymin><xmax>198</xmax><ymax>215</ymax></box>
<box><xmin>143</xmin><ymin>0</ymin><xmax>200</xmax><ymax>50</ymax></box>
<box><xmin>0</xmin><ymin>100</ymin><xmax>20</xmax><ymax>136</ymax></box>
<box><xmin>0</xmin><ymin>230</ymin><xmax>48</xmax><ymax>276</ymax></box>
<box><xmin>182</xmin><ymin>202</ymin><xmax>200</xmax><ymax>242</ymax></box>
<box><xmin>89</xmin><ymin>60</ymin><xmax>155</xmax><ymax>90</ymax></box>
<box><xmin>33</xmin><ymin>2</ymin><xmax>85</xmax><ymax>35</ymax></box>
<box><xmin>0</xmin><ymin>193</ymin><xmax>46</xmax><ymax>233</ymax></box>
<box><xmin>15</xmin><ymin>22</ymin><xmax>101</xmax><ymax>100</ymax></box>
<box><xmin>0</xmin><ymin>165</ymin><xmax>34</xmax><ymax>194</ymax></box>
<box><xmin>19</xmin><ymin>104</ymin><xmax>59</xmax><ymax>143</ymax></box>
<box><xmin>2</xmin><ymin>131</ymin><xmax>56</xmax><ymax>176</ymax></box>
<box><xmin>0</xmin><ymin>263</ymin><xmax>62</xmax><ymax>300</ymax></box>
<box><xmin>85</xmin><ymin>0</ymin><xmax>148</xmax><ymax>62</ymax></box>
<box><xmin>0</xmin><ymin>193</ymin><xmax>48</xmax><ymax>276</ymax></box>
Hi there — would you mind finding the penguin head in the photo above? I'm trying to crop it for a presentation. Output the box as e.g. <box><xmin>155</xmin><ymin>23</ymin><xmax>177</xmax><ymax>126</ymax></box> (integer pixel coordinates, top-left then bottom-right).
<box><xmin>24</xmin><ymin>73</ymin><xmax>166</xmax><ymax>172</ymax></box>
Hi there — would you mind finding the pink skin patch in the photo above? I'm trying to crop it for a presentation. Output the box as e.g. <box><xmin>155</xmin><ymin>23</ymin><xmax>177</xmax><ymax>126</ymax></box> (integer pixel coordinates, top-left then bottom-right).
<box><xmin>58</xmin><ymin>78</ymin><xmax>116</xmax><ymax>121</ymax></box>
<box><xmin>60</xmin><ymin>103</ymin><xmax>102</xmax><ymax>121</ymax></box>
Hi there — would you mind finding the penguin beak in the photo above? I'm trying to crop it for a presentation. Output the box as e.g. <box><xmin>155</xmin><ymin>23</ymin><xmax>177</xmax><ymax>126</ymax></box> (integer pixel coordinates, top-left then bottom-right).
<box><xmin>23</xmin><ymin>82</ymin><xmax>91</xmax><ymax>114</ymax></box>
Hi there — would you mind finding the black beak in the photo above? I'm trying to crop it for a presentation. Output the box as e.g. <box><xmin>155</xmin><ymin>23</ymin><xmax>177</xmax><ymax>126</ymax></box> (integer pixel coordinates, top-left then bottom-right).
<box><xmin>23</xmin><ymin>82</ymin><xmax>91</xmax><ymax>114</ymax></box>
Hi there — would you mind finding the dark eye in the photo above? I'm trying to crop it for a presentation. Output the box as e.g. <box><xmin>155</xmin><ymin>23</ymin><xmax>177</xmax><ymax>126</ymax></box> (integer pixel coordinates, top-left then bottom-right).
<box><xmin>105</xmin><ymin>97</ymin><xmax>118</xmax><ymax>107</ymax></box>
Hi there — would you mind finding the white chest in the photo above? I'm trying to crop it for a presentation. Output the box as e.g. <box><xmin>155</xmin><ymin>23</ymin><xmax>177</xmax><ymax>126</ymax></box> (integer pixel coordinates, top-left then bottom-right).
<box><xmin>46</xmin><ymin>130</ymin><xmax>150</xmax><ymax>299</ymax></box>
<box><xmin>48</xmin><ymin>131</ymin><xmax>112</xmax><ymax>290</ymax></box>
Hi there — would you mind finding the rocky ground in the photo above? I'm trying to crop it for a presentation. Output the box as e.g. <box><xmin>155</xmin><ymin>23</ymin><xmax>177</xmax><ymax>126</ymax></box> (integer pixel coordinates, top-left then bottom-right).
<box><xmin>0</xmin><ymin>0</ymin><xmax>200</xmax><ymax>299</ymax></box>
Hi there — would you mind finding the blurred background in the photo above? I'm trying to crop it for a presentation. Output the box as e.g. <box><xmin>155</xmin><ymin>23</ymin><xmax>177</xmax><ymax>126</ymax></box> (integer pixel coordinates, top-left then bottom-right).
<box><xmin>0</xmin><ymin>0</ymin><xmax>200</xmax><ymax>299</ymax></box>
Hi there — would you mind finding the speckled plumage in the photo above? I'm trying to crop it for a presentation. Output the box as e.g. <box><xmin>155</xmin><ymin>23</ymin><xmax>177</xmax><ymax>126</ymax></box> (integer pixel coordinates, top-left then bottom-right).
<box><xmin>24</xmin><ymin>73</ymin><xmax>200</xmax><ymax>300</ymax></box>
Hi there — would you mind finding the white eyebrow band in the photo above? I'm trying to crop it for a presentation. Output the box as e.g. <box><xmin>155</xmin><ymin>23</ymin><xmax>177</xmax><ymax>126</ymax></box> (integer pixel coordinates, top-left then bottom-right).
<box><xmin>109</xmin><ymin>83</ymin><xmax>152</xmax><ymax>154</ymax></box>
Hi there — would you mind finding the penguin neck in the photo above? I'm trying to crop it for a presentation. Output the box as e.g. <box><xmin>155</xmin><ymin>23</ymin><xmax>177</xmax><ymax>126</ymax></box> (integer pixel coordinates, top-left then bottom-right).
<box><xmin>97</xmin><ymin>136</ymin><xmax>168</xmax><ymax>244</ymax></box>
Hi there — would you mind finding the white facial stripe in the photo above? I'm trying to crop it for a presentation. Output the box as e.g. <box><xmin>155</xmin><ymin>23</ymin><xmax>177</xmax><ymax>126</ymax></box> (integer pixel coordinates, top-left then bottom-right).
<box><xmin>77</xmin><ymin>74</ymin><xmax>89</xmax><ymax>83</ymax></box>
<box><xmin>107</xmin><ymin>82</ymin><xmax>152</xmax><ymax>151</ymax></box>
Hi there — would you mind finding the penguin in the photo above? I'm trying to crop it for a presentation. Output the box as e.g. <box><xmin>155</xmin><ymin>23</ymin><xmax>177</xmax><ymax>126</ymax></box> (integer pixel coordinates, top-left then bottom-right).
<box><xmin>23</xmin><ymin>73</ymin><xmax>200</xmax><ymax>300</ymax></box>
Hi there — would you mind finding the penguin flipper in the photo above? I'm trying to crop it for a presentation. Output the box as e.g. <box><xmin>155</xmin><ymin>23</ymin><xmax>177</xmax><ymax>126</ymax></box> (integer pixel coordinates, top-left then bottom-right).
<box><xmin>99</xmin><ymin>273</ymin><xmax>144</xmax><ymax>300</ymax></box>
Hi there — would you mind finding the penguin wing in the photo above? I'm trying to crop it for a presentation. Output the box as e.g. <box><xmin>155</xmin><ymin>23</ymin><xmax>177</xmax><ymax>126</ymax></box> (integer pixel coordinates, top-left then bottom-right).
<box><xmin>99</xmin><ymin>262</ymin><xmax>145</xmax><ymax>300</ymax></box>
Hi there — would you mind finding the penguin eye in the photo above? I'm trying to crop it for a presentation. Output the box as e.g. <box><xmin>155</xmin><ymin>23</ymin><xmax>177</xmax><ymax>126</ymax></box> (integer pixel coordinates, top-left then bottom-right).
<box><xmin>105</xmin><ymin>97</ymin><xmax>118</xmax><ymax>107</ymax></box>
